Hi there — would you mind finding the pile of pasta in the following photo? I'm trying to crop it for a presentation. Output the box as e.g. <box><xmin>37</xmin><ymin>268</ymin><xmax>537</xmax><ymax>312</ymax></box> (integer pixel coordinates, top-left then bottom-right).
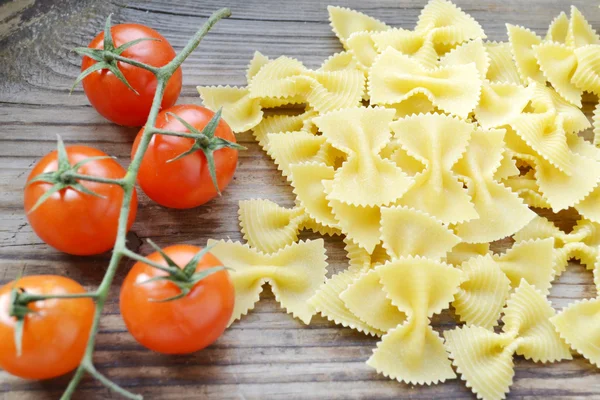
<box><xmin>199</xmin><ymin>1</ymin><xmax>600</xmax><ymax>399</ymax></box>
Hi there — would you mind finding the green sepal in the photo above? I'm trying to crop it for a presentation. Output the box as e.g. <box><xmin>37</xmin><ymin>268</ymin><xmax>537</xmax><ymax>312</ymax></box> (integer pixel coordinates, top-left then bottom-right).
<box><xmin>14</xmin><ymin>318</ymin><xmax>25</xmax><ymax>357</ymax></box>
<box><xmin>182</xmin><ymin>244</ymin><xmax>216</xmax><ymax>277</ymax></box>
<box><xmin>26</xmin><ymin>136</ymin><xmax>110</xmax><ymax>213</ymax></box>
<box><xmin>163</xmin><ymin>108</ymin><xmax>245</xmax><ymax>194</ymax></box>
<box><xmin>146</xmin><ymin>239</ymin><xmax>179</xmax><ymax>269</ymax></box>
<box><xmin>114</xmin><ymin>38</ymin><xmax>160</xmax><ymax>55</ymax></box>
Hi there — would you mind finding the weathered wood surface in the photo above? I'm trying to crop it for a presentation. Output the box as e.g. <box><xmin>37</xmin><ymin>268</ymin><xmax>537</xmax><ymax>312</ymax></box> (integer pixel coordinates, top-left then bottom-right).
<box><xmin>1</xmin><ymin>0</ymin><xmax>599</xmax><ymax>398</ymax></box>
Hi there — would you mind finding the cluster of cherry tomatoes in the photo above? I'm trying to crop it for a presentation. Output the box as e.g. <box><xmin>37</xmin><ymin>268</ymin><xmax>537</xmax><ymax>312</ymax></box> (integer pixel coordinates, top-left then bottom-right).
<box><xmin>0</xmin><ymin>22</ymin><xmax>236</xmax><ymax>380</ymax></box>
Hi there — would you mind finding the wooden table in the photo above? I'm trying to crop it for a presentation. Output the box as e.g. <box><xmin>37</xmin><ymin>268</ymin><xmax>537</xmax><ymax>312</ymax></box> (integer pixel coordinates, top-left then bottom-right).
<box><xmin>1</xmin><ymin>0</ymin><xmax>599</xmax><ymax>398</ymax></box>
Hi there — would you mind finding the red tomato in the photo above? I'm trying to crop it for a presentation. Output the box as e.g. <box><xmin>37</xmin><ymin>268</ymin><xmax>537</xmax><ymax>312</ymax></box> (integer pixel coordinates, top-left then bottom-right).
<box><xmin>24</xmin><ymin>146</ymin><xmax>138</xmax><ymax>256</ymax></box>
<box><xmin>120</xmin><ymin>244</ymin><xmax>234</xmax><ymax>354</ymax></box>
<box><xmin>132</xmin><ymin>104</ymin><xmax>239</xmax><ymax>209</ymax></box>
<box><xmin>0</xmin><ymin>275</ymin><xmax>95</xmax><ymax>380</ymax></box>
<box><xmin>81</xmin><ymin>24</ymin><xmax>182</xmax><ymax>126</ymax></box>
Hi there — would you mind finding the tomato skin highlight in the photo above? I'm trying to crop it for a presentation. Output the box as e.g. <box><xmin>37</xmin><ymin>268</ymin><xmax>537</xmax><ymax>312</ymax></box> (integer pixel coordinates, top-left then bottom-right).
<box><xmin>0</xmin><ymin>276</ymin><xmax>95</xmax><ymax>380</ymax></box>
<box><xmin>120</xmin><ymin>244</ymin><xmax>235</xmax><ymax>354</ymax></box>
<box><xmin>24</xmin><ymin>146</ymin><xmax>138</xmax><ymax>256</ymax></box>
<box><xmin>132</xmin><ymin>104</ymin><xmax>239</xmax><ymax>209</ymax></box>
<box><xmin>81</xmin><ymin>23</ymin><xmax>182</xmax><ymax>127</ymax></box>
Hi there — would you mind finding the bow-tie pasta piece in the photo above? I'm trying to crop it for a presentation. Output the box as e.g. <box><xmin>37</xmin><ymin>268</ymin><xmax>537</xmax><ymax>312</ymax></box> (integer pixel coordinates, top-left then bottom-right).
<box><xmin>248</xmin><ymin>56</ymin><xmax>312</xmax><ymax>99</ymax></box>
<box><xmin>415</xmin><ymin>0</ymin><xmax>486</xmax><ymax>49</ymax></box>
<box><xmin>453</xmin><ymin>128</ymin><xmax>535</xmax><ymax>242</ymax></box>
<box><xmin>453</xmin><ymin>254</ymin><xmax>511</xmax><ymax>329</ymax></box>
<box><xmin>327</xmin><ymin>6</ymin><xmax>389</xmax><ymax>48</ymax></box>
<box><xmin>384</xmin><ymin>94</ymin><xmax>436</xmax><ymax>119</ymax></box>
<box><xmin>492</xmin><ymin>238</ymin><xmax>556</xmax><ymax>294</ymax></box>
<box><xmin>289</xmin><ymin>162</ymin><xmax>339</xmax><ymax>230</ymax></box>
<box><xmin>252</xmin><ymin>110</ymin><xmax>318</xmax><ymax>150</ymax></box>
<box><xmin>528</xmin><ymin>80</ymin><xmax>590</xmax><ymax>134</ymax></box>
<box><xmin>380</xmin><ymin>206</ymin><xmax>460</xmax><ymax>260</ymax></box>
<box><xmin>507</xmin><ymin>24</ymin><xmax>544</xmax><ymax>85</ymax></box>
<box><xmin>546</xmin><ymin>12</ymin><xmax>569</xmax><ymax>43</ymax></box>
<box><xmin>342</xmin><ymin>206</ymin><xmax>459</xmax><ymax>335</ymax></box>
<box><xmin>514</xmin><ymin>216</ymin><xmax>600</xmax><ymax>275</ymax></box>
<box><xmin>391</xmin><ymin>113</ymin><xmax>478</xmax><ymax>224</ymax></box>
<box><xmin>446</xmin><ymin>242</ymin><xmax>490</xmax><ymax>266</ymax></box>
<box><xmin>572</xmin><ymin>45</ymin><xmax>600</xmax><ymax>95</ymax></box>
<box><xmin>308</xmin><ymin>266</ymin><xmax>383</xmax><ymax>337</ymax></box>
<box><xmin>303</xmin><ymin>69</ymin><xmax>366</xmax><ymax>113</ymax></box>
<box><xmin>502</xmin><ymin>170</ymin><xmax>552</xmax><ymax>209</ymax></box>
<box><xmin>484</xmin><ymin>41</ymin><xmax>522</xmax><ymax>85</ymax></box>
<box><xmin>509</xmin><ymin>111</ymin><xmax>573</xmax><ymax>174</ymax></box>
<box><xmin>319</xmin><ymin>51</ymin><xmax>361</xmax><ymax>72</ymax></box>
<box><xmin>369</xmin><ymin>48</ymin><xmax>483</xmax><ymax>118</ymax></box>
<box><xmin>371</xmin><ymin>29</ymin><xmax>439</xmax><ymax>70</ymax></box>
<box><xmin>494</xmin><ymin>150</ymin><xmax>520</xmax><ymax>181</ymax></box>
<box><xmin>535</xmin><ymin>42</ymin><xmax>582</xmax><ymax>107</ymax></box>
<box><xmin>367</xmin><ymin>257</ymin><xmax>462</xmax><ymax>384</ymax></box>
<box><xmin>198</xmin><ymin>86</ymin><xmax>263</xmax><ymax>133</ymax></box>
<box><xmin>594</xmin><ymin>102</ymin><xmax>600</xmax><ymax>146</ymax></box>
<box><xmin>504</xmin><ymin>128</ymin><xmax>600</xmax><ymax>212</ymax></box>
<box><xmin>314</xmin><ymin>107</ymin><xmax>413</xmax><ymax>207</ymax></box>
<box><xmin>238</xmin><ymin>199</ymin><xmax>306</xmax><ymax>254</ymax></box>
<box><xmin>552</xmin><ymin>297</ymin><xmax>600</xmax><ymax>368</ymax></box>
<box><xmin>446</xmin><ymin>280</ymin><xmax>572</xmax><ymax>400</ymax></box>
<box><xmin>345</xmin><ymin>31</ymin><xmax>379</xmax><ymax>71</ymax></box>
<box><xmin>208</xmin><ymin>239</ymin><xmax>328</xmax><ymax>325</ymax></box>
<box><xmin>439</xmin><ymin>38</ymin><xmax>490</xmax><ymax>78</ymax></box>
<box><xmin>266</xmin><ymin>131</ymin><xmax>330</xmax><ymax>179</ymax></box>
<box><xmin>566</xmin><ymin>6</ymin><xmax>600</xmax><ymax>49</ymax></box>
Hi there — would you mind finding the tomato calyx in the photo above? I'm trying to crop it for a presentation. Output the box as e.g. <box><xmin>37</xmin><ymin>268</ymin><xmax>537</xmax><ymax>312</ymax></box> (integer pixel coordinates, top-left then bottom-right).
<box><xmin>72</xmin><ymin>14</ymin><xmax>160</xmax><ymax>94</ymax></box>
<box><xmin>26</xmin><ymin>136</ymin><xmax>122</xmax><ymax>213</ymax></box>
<box><xmin>161</xmin><ymin>108</ymin><xmax>246</xmax><ymax>194</ymax></box>
<box><xmin>136</xmin><ymin>240</ymin><xmax>229</xmax><ymax>302</ymax></box>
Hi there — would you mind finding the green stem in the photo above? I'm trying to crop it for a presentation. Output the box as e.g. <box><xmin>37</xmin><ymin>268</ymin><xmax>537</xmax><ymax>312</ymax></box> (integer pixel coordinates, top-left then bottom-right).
<box><xmin>111</xmin><ymin>53</ymin><xmax>160</xmax><ymax>74</ymax></box>
<box><xmin>57</xmin><ymin>8</ymin><xmax>231</xmax><ymax>399</ymax></box>
<box><xmin>18</xmin><ymin>292</ymin><xmax>98</xmax><ymax>303</ymax></box>
<box><xmin>152</xmin><ymin>128</ymin><xmax>206</xmax><ymax>140</ymax></box>
<box><xmin>122</xmin><ymin>248</ymin><xmax>186</xmax><ymax>278</ymax></box>
<box><xmin>62</xmin><ymin>171</ymin><xmax>125</xmax><ymax>186</ymax></box>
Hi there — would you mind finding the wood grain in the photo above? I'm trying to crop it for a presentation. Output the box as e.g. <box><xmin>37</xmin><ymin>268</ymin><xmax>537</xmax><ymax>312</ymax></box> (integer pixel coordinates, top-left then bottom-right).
<box><xmin>1</xmin><ymin>0</ymin><xmax>599</xmax><ymax>398</ymax></box>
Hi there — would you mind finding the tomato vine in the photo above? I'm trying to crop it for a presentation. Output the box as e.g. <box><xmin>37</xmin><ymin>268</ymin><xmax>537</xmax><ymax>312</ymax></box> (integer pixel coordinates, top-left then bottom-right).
<box><xmin>7</xmin><ymin>8</ymin><xmax>232</xmax><ymax>400</ymax></box>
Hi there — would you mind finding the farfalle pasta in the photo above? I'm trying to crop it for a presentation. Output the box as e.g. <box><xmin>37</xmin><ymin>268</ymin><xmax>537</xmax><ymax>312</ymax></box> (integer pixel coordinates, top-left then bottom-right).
<box><xmin>201</xmin><ymin>1</ymin><xmax>600</xmax><ymax>397</ymax></box>
<box><xmin>391</xmin><ymin>113</ymin><xmax>478</xmax><ymax>224</ymax></box>
<box><xmin>367</xmin><ymin>256</ymin><xmax>462</xmax><ymax>384</ymax></box>
<box><xmin>445</xmin><ymin>281</ymin><xmax>572</xmax><ymax>400</ymax></box>
<box><xmin>208</xmin><ymin>239</ymin><xmax>327</xmax><ymax>325</ymax></box>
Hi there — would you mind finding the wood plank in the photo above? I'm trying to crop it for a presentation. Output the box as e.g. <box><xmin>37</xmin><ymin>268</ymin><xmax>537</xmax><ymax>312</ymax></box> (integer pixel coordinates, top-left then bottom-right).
<box><xmin>1</xmin><ymin>0</ymin><xmax>599</xmax><ymax>399</ymax></box>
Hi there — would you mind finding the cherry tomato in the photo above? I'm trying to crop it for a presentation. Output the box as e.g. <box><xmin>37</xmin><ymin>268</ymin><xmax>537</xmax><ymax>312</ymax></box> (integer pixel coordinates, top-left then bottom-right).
<box><xmin>0</xmin><ymin>275</ymin><xmax>95</xmax><ymax>380</ymax></box>
<box><xmin>24</xmin><ymin>146</ymin><xmax>138</xmax><ymax>256</ymax></box>
<box><xmin>81</xmin><ymin>24</ymin><xmax>182</xmax><ymax>126</ymax></box>
<box><xmin>132</xmin><ymin>104</ymin><xmax>239</xmax><ymax>209</ymax></box>
<box><xmin>120</xmin><ymin>244</ymin><xmax>234</xmax><ymax>354</ymax></box>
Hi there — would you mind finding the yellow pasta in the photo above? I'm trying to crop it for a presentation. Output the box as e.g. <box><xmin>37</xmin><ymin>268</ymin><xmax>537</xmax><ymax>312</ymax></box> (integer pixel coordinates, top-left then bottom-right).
<box><xmin>528</xmin><ymin>79</ymin><xmax>590</xmax><ymax>134</ymax></box>
<box><xmin>371</xmin><ymin>28</ymin><xmax>439</xmax><ymax>69</ymax></box>
<box><xmin>208</xmin><ymin>239</ymin><xmax>328</xmax><ymax>325</ymax></box>
<box><xmin>238</xmin><ymin>199</ymin><xmax>306</xmax><ymax>254</ymax></box>
<box><xmin>369</xmin><ymin>47</ymin><xmax>483</xmax><ymax>118</ymax></box>
<box><xmin>453</xmin><ymin>128</ymin><xmax>535</xmax><ymax>242</ymax></box>
<box><xmin>546</xmin><ymin>12</ymin><xmax>569</xmax><ymax>43</ymax></box>
<box><xmin>288</xmin><ymin>162</ymin><xmax>338</xmax><ymax>229</ymax></box>
<box><xmin>319</xmin><ymin>51</ymin><xmax>361</xmax><ymax>72</ymax></box>
<box><xmin>308</xmin><ymin>267</ymin><xmax>383</xmax><ymax>337</ymax></box>
<box><xmin>566</xmin><ymin>6</ymin><xmax>600</xmax><ymax>48</ymax></box>
<box><xmin>445</xmin><ymin>281</ymin><xmax>572</xmax><ymax>400</ymax></box>
<box><xmin>327</xmin><ymin>5</ymin><xmax>389</xmax><ymax>48</ymax></box>
<box><xmin>345</xmin><ymin>31</ymin><xmax>379</xmax><ymax>70</ymax></box>
<box><xmin>552</xmin><ymin>297</ymin><xmax>600</xmax><ymax>368</ymax></box>
<box><xmin>252</xmin><ymin>110</ymin><xmax>317</xmax><ymax>150</ymax></box>
<box><xmin>515</xmin><ymin>215</ymin><xmax>600</xmax><ymax>274</ymax></box>
<box><xmin>572</xmin><ymin>44</ymin><xmax>600</xmax><ymax>95</ymax></box>
<box><xmin>445</xmin><ymin>242</ymin><xmax>490</xmax><ymax>266</ymax></box>
<box><xmin>484</xmin><ymin>41</ymin><xmax>521</xmax><ymax>85</ymax></box>
<box><xmin>507</xmin><ymin>24</ymin><xmax>544</xmax><ymax>84</ymax></box>
<box><xmin>453</xmin><ymin>254</ymin><xmax>511</xmax><ymax>329</ymax></box>
<box><xmin>197</xmin><ymin>86</ymin><xmax>263</xmax><ymax>133</ymax></box>
<box><xmin>535</xmin><ymin>42</ymin><xmax>582</xmax><ymax>107</ymax></box>
<box><xmin>327</xmin><ymin>198</ymin><xmax>382</xmax><ymax>254</ymax></box>
<box><xmin>593</xmin><ymin>101</ymin><xmax>600</xmax><ymax>146</ymax></box>
<box><xmin>391</xmin><ymin>113</ymin><xmax>478</xmax><ymax>224</ymax></box>
<box><xmin>266</xmin><ymin>131</ymin><xmax>330</xmax><ymax>179</ymax></box>
<box><xmin>415</xmin><ymin>0</ymin><xmax>486</xmax><ymax>48</ymax></box>
<box><xmin>367</xmin><ymin>257</ymin><xmax>462</xmax><ymax>384</ymax></box>
<box><xmin>314</xmin><ymin>107</ymin><xmax>413</xmax><ymax>206</ymax></box>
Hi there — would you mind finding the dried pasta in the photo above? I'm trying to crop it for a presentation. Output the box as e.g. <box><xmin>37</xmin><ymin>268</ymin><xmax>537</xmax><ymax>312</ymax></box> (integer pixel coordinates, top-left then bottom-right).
<box><xmin>208</xmin><ymin>239</ymin><xmax>328</xmax><ymax>325</ymax></box>
<box><xmin>445</xmin><ymin>281</ymin><xmax>572</xmax><ymax>400</ymax></box>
